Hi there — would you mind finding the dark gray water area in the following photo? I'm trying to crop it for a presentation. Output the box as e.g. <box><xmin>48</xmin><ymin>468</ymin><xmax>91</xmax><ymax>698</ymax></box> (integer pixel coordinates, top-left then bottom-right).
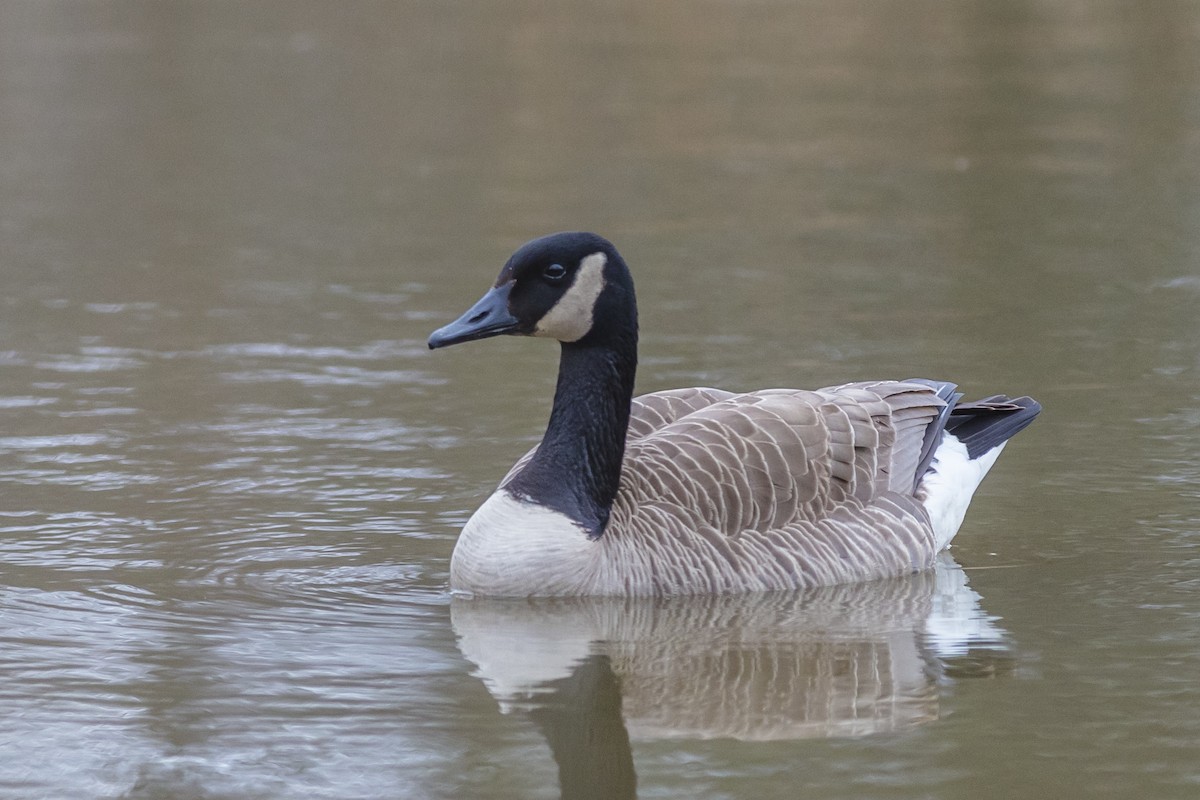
<box><xmin>2</xmin><ymin>2</ymin><xmax>1198</xmax><ymax>798</ymax></box>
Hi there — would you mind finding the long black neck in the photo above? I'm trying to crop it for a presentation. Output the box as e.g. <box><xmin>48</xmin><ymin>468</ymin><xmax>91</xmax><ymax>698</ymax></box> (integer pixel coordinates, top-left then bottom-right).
<box><xmin>505</xmin><ymin>327</ymin><xmax>638</xmax><ymax>538</ymax></box>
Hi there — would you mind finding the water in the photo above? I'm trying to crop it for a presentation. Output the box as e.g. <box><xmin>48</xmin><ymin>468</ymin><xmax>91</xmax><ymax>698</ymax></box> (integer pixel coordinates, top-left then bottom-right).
<box><xmin>1</xmin><ymin>2</ymin><xmax>1198</xmax><ymax>798</ymax></box>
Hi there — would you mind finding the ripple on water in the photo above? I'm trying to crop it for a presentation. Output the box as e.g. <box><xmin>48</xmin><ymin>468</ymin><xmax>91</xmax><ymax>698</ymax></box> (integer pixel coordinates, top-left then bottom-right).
<box><xmin>0</xmin><ymin>433</ymin><xmax>118</xmax><ymax>451</ymax></box>
<box><xmin>1</xmin><ymin>460</ymin><xmax>454</xmax><ymax>795</ymax></box>
<box><xmin>0</xmin><ymin>564</ymin><xmax>459</xmax><ymax>800</ymax></box>
<box><xmin>196</xmin><ymin>556</ymin><xmax>438</xmax><ymax>616</ymax></box>
<box><xmin>219</xmin><ymin>366</ymin><xmax>443</xmax><ymax>387</ymax></box>
<box><xmin>0</xmin><ymin>395</ymin><xmax>58</xmax><ymax>409</ymax></box>
<box><xmin>205</xmin><ymin>340</ymin><xmax>427</xmax><ymax>361</ymax></box>
<box><xmin>1</xmin><ymin>326</ymin><xmax>462</xmax><ymax>796</ymax></box>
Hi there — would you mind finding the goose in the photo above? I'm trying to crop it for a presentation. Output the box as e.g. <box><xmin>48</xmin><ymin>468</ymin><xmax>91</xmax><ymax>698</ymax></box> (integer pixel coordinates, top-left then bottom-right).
<box><xmin>428</xmin><ymin>231</ymin><xmax>1040</xmax><ymax>597</ymax></box>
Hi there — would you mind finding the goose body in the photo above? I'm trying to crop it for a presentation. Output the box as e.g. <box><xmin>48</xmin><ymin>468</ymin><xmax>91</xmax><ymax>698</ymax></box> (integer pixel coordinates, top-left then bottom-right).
<box><xmin>429</xmin><ymin>232</ymin><xmax>1040</xmax><ymax>597</ymax></box>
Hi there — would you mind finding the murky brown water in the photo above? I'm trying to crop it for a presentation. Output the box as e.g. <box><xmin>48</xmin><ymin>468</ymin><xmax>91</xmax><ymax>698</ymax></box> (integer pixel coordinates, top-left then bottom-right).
<box><xmin>2</xmin><ymin>2</ymin><xmax>1199</xmax><ymax>798</ymax></box>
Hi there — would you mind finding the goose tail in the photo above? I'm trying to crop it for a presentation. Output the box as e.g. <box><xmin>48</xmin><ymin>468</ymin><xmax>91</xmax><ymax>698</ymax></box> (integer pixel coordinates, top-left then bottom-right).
<box><xmin>908</xmin><ymin>380</ymin><xmax>1042</xmax><ymax>549</ymax></box>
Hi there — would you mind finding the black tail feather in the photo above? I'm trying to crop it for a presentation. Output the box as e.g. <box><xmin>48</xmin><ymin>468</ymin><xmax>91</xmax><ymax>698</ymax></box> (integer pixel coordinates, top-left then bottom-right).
<box><xmin>905</xmin><ymin>379</ymin><xmax>1041</xmax><ymax>484</ymax></box>
<box><xmin>945</xmin><ymin>396</ymin><xmax>1042</xmax><ymax>460</ymax></box>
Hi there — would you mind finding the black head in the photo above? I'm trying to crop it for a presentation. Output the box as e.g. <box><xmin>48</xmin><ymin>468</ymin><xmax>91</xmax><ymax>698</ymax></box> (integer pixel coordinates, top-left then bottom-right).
<box><xmin>428</xmin><ymin>232</ymin><xmax>636</xmax><ymax>349</ymax></box>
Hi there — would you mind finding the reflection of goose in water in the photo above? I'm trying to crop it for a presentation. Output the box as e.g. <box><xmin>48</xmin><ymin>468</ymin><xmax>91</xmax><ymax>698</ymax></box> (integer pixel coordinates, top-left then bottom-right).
<box><xmin>454</xmin><ymin>556</ymin><xmax>1012</xmax><ymax>797</ymax></box>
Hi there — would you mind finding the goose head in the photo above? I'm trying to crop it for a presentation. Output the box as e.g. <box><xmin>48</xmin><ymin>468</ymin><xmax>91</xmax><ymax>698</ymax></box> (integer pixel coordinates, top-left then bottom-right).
<box><xmin>427</xmin><ymin>231</ymin><xmax>637</xmax><ymax>350</ymax></box>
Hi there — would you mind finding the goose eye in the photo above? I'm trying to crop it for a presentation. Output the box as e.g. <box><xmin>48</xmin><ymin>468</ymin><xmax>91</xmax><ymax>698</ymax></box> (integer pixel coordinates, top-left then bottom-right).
<box><xmin>543</xmin><ymin>263</ymin><xmax>567</xmax><ymax>282</ymax></box>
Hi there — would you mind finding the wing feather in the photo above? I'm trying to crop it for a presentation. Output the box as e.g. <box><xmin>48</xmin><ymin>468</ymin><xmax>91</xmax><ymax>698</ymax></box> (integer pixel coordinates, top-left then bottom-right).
<box><xmin>615</xmin><ymin>380</ymin><xmax>945</xmax><ymax>549</ymax></box>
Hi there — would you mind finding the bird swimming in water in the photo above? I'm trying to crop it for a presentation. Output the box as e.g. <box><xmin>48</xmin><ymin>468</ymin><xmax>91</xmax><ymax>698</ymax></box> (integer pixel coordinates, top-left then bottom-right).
<box><xmin>429</xmin><ymin>231</ymin><xmax>1040</xmax><ymax>597</ymax></box>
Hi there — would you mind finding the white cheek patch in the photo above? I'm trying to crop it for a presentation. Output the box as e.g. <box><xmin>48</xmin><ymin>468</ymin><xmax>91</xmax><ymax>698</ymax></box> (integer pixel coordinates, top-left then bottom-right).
<box><xmin>534</xmin><ymin>252</ymin><xmax>607</xmax><ymax>342</ymax></box>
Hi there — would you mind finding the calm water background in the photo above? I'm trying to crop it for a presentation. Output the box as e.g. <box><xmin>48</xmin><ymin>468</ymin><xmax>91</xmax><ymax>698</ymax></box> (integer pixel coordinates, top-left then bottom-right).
<box><xmin>2</xmin><ymin>2</ymin><xmax>1198</xmax><ymax>798</ymax></box>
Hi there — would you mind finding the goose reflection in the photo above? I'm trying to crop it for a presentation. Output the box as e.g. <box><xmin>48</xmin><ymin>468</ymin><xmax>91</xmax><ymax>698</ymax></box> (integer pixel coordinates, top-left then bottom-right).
<box><xmin>452</xmin><ymin>556</ymin><xmax>1012</xmax><ymax>798</ymax></box>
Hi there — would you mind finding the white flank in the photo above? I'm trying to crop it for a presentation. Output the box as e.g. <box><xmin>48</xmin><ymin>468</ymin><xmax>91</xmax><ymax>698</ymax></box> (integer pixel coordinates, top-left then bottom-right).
<box><xmin>918</xmin><ymin>434</ymin><xmax>1005</xmax><ymax>550</ymax></box>
<box><xmin>449</xmin><ymin>490</ymin><xmax>595</xmax><ymax>597</ymax></box>
<box><xmin>534</xmin><ymin>251</ymin><xmax>607</xmax><ymax>342</ymax></box>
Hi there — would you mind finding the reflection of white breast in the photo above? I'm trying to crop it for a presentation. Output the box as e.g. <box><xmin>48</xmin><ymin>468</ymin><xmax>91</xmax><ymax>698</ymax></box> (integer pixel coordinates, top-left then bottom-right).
<box><xmin>451</xmin><ymin>555</ymin><xmax>1010</xmax><ymax>740</ymax></box>
<box><xmin>452</xmin><ymin>598</ymin><xmax>596</xmax><ymax>708</ymax></box>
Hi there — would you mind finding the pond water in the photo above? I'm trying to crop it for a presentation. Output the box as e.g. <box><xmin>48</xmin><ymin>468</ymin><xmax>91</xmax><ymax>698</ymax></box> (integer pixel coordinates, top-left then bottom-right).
<box><xmin>2</xmin><ymin>2</ymin><xmax>1198</xmax><ymax>798</ymax></box>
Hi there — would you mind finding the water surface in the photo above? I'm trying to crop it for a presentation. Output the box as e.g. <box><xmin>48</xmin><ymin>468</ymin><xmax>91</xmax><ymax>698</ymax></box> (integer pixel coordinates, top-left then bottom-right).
<box><xmin>2</xmin><ymin>2</ymin><xmax>1199</xmax><ymax>798</ymax></box>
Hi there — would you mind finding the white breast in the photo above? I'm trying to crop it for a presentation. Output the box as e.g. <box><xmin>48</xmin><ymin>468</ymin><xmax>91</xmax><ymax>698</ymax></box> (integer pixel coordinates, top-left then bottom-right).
<box><xmin>449</xmin><ymin>490</ymin><xmax>597</xmax><ymax>596</ymax></box>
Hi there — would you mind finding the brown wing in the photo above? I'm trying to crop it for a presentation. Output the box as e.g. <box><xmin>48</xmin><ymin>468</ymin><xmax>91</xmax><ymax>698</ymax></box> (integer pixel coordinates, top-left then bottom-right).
<box><xmin>594</xmin><ymin>381</ymin><xmax>950</xmax><ymax>592</ymax></box>
<box><xmin>626</xmin><ymin>387</ymin><xmax>736</xmax><ymax>438</ymax></box>
<box><xmin>615</xmin><ymin>381</ymin><xmax>945</xmax><ymax>535</ymax></box>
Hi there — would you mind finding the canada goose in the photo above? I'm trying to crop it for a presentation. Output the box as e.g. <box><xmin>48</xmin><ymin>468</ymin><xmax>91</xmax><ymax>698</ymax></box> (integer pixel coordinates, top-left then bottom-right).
<box><xmin>428</xmin><ymin>232</ymin><xmax>1040</xmax><ymax>597</ymax></box>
